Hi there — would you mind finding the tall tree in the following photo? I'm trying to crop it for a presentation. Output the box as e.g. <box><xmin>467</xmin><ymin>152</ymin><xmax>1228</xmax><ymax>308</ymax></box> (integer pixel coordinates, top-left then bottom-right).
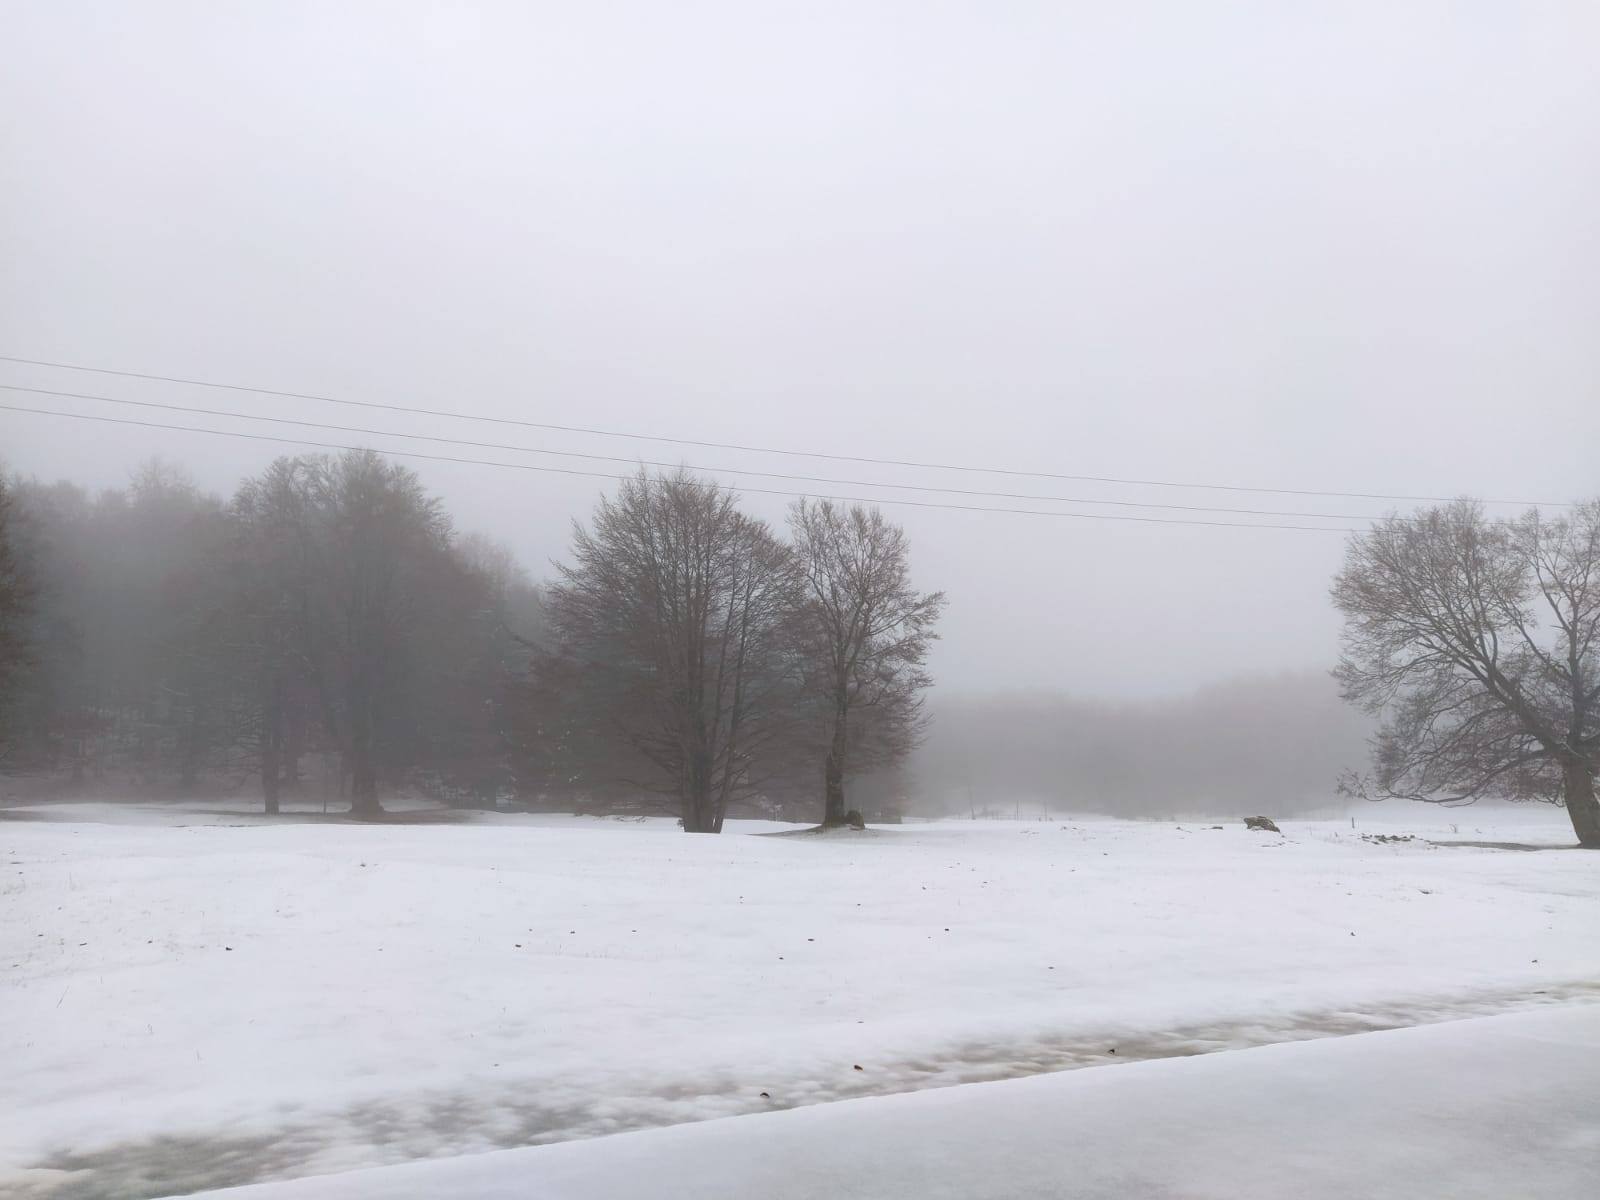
<box><xmin>120</xmin><ymin>462</ymin><xmax>234</xmax><ymax>788</ymax></box>
<box><xmin>391</xmin><ymin>534</ymin><xmax>530</xmax><ymax>808</ymax></box>
<box><xmin>788</xmin><ymin>500</ymin><xmax>945</xmax><ymax>827</ymax></box>
<box><xmin>230</xmin><ymin>451</ymin><xmax>461</xmax><ymax>815</ymax></box>
<box><xmin>544</xmin><ymin>471</ymin><xmax>799</xmax><ymax>832</ymax></box>
<box><xmin>305</xmin><ymin>451</ymin><xmax>455</xmax><ymax>816</ymax></box>
<box><xmin>231</xmin><ymin>457</ymin><xmax>322</xmax><ymax>813</ymax></box>
<box><xmin>1332</xmin><ymin>500</ymin><xmax>1600</xmax><ymax>848</ymax></box>
<box><xmin>0</xmin><ymin>476</ymin><xmax>32</xmax><ymax>757</ymax></box>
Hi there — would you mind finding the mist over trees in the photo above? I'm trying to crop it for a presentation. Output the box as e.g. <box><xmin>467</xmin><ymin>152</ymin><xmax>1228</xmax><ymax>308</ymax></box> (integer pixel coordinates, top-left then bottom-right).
<box><xmin>1333</xmin><ymin>501</ymin><xmax>1600</xmax><ymax>847</ymax></box>
<box><xmin>530</xmin><ymin>475</ymin><xmax>946</xmax><ymax>829</ymax></box>
<box><xmin>2</xmin><ymin>463</ymin><xmax>235</xmax><ymax>784</ymax></box>
<box><xmin>13</xmin><ymin>450</ymin><xmax>1589</xmax><ymax>841</ymax></box>
<box><xmin>226</xmin><ymin>452</ymin><xmax>521</xmax><ymax>815</ymax></box>
<box><xmin>789</xmin><ymin>500</ymin><xmax>945</xmax><ymax>827</ymax></box>
<box><xmin>0</xmin><ymin>457</ymin><xmax>944</xmax><ymax>831</ymax></box>
<box><xmin>0</xmin><ymin>454</ymin><xmax>539</xmax><ymax>812</ymax></box>
<box><xmin>538</xmin><ymin>471</ymin><xmax>804</xmax><ymax>833</ymax></box>
<box><xmin>0</xmin><ymin>477</ymin><xmax>30</xmax><ymax>759</ymax></box>
<box><xmin>912</xmin><ymin>672</ymin><xmax>1373</xmax><ymax>819</ymax></box>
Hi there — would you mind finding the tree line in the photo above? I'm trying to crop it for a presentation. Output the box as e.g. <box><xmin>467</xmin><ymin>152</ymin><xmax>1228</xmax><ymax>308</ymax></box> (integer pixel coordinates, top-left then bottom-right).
<box><xmin>0</xmin><ymin>455</ymin><xmax>944</xmax><ymax>832</ymax></box>
<box><xmin>4</xmin><ymin>458</ymin><xmax>1594</xmax><ymax>846</ymax></box>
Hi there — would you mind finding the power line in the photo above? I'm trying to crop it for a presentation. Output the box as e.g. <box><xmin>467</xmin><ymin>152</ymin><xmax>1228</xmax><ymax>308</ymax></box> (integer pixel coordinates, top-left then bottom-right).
<box><xmin>0</xmin><ymin>402</ymin><xmax>1362</xmax><ymax>532</ymax></box>
<box><xmin>0</xmin><ymin>352</ymin><xmax>1565</xmax><ymax>508</ymax></box>
<box><xmin>0</xmin><ymin>382</ymin><xmax>1406</xmax><ymax>524</ymax></box>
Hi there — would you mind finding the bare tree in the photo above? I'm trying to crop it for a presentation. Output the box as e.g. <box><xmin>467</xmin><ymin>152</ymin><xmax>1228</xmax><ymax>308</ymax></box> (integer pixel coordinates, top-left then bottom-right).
<box><xmin>0</xmin><ymin>477</ymin><xmax>32</xmax><ymax>756</ymax></box>
<box><xmin>231</xmin><ymin>457</ymin><xmax>324</xmax><ymax>813</ymax></box>
<box><xmin>543</xmin><ymin>471</ymin><xmax>800</xmax><ymax>832</ymax></box>
<box><xmin>306</xmin><ymin>452</ymin><xmax>455</xmax><ymax>815</ymax></box>
<box><xmin>1332</xmin><ymin>500</ymin><xmax>1600</xmax><ymax>848</ymax></box>
<box><xmin>788</xmin><ymin>500</ymin><xmax>945</xmax><ymax>827</ymax></box>
<box><xmin>227</xmin><ymin>452</ymin><xmax>460</xmax><ymax>815</ymax></box>
<box><xmin>400</xmin><ymin>534</ymin><xmax>542</xmax><ymax>809</ymax></box>
<box><xmin>122</xmin><ymin>463</ymin><xmax>235</xmax><ymax>790</ymax></box>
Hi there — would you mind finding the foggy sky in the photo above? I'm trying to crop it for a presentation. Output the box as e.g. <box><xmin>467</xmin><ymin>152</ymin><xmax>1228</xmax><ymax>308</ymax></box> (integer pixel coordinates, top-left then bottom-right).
<box><xmin>4</xmin><ymin>2</ymin><xmax>1597</xmax><ymax>698</ymax></box>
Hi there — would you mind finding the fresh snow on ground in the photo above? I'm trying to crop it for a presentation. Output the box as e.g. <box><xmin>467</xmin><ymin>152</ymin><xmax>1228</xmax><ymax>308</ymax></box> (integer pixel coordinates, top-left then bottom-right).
<box><xmin>184</xmin><ymin>1005</ymin><xmax>1600</xmax><ymax>1200</ymax></box>
<box><xmin>2</xmin><ymin>803</ymin><xmax>1596</xmax><ymax>1197</ymax></box>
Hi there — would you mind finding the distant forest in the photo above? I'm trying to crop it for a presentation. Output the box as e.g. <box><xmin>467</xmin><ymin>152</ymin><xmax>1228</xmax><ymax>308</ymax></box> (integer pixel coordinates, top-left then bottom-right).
<box><xmin>1</xmin><ymin>456</ymin><xmax>1370</xmax><ymax>824</ymax></box>
<box><xmin>913</xmin><ymin>673</ymin><xmax>1372</xmax><ymax>819</ymax></box>
<box><xmin>0</xmin><ymin>454</ymin><xmax>945</xmax><ymax>829</ymax></box>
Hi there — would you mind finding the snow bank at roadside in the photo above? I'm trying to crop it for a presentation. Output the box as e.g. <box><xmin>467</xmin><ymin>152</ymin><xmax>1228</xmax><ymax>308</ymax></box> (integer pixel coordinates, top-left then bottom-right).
<box><xmin>189</xmin><ymin>1005</ymin><xmax>1600</xmax><ymax>1200</ymax></box>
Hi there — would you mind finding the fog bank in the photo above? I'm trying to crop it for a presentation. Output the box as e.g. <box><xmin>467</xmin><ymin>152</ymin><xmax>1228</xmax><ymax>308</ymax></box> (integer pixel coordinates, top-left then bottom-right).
<box><xmin>914</xmin><ymin>671</ymin><xmax>1372</xmax><ymax>819</ymax></box>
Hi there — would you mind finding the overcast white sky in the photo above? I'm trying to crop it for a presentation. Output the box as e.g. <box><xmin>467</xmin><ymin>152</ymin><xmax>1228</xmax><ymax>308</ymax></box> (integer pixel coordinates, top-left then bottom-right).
<box><xmin>3</xmin><ymin>2</ymin><xmax>1597</xmax><ymax>697</ymax></box>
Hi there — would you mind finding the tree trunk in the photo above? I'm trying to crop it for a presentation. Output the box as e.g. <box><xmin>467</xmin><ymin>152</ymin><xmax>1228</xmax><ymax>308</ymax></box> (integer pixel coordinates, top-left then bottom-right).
<box><xmin>261</xmin><ymin>678</ymin><xmax>282</xmax><ymax>815</ymax></box>
<box><xmin>284</xmin><ymin>703</ymin><xmax>304</xmax><ymax>788</ymax></box>
<box><xmin>348</xmin><ymin>738</ymin><xmax>382</xmax><ymax>817</ymax></box>
<box><xmin>346</xmin><ymin>670</ymin><xmax>383</xmax><ymax>816</ymax></box>
<box><xmin>681</xmin><ymin>747</ymin><xmax>717</xmax><ymax>833</ymax></box>
<box><xmin>821</xmin><ymin>707</ymin><xmax>848</xmax><ymax>827</ymax></box>
<box><xmin>1562</xmin><ymin>759</ymin><xmax>1600</xmax><ymax>849</ymax></box>
<box><xmin>180</xmin><ymin>702</ymin><xmax>202</xmax><ymax>788</ymax></box>
<box><xmin>262</xmin><ymin>748</ymin><xmax>280</xmax><ymax>815</ymax></box>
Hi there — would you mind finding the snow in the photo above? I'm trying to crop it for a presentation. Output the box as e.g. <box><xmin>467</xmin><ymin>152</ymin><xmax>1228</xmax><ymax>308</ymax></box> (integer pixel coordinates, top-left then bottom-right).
<box><xmin>3</xmin><ymin>804</ymin><xmax>1597</xmax><ymax>1197</ymax></box>
<box><xmin>183</xmin><ymin>1004</ymin><xmax>1600</xmax><ymax>1200</ymax></box>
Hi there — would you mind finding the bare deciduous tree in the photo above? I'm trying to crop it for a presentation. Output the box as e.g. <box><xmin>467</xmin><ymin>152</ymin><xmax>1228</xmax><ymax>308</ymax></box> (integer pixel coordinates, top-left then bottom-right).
<box><xmin>418</xmin><ymin>534</ymin><xmax>548</xmax><ymax>809</ymax></box>
<box><xmin>544</xmin><ymin>471</ymin><xmax>799</xmax><ymax>832</ymax></box>
<box><xmin>789</xmin><ymin>500</ymin><xmax>945</xmax><ymax>827</ymax></box>
<box><xmin>231</xmin><ymin>457</ymin><xmax>323</xmax><ymax>813</ymax></box>
<box><xmin>0</xmin><ymin>477</ymin><xmax>32</xmax><ymax>755</ymax></box>
<box><xmin>307</xmin><ymin>452</ymin><xmax>455</xmax><ymax>815</ymax></box>
<box><xmin>230</xmin><ymin>452</ymin><xmax>459</xmax><ymax>815</ymax></box>
<box><xmin>1332</xmin><ymin>500</ymin><xmax>1600</xmax><ymax>848</ymax></box>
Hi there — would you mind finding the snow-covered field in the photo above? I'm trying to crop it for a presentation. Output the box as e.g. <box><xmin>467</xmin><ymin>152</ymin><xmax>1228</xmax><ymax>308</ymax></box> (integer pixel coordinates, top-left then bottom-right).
<box><xmin>3</xmin><ymin>804</ymin><xmax>1596</xmax><ymax>1198</ymax></box>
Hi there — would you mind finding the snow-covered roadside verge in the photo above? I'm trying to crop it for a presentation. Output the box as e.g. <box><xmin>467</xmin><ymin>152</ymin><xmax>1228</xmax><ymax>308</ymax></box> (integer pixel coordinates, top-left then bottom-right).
<box><xmin>181</xmin><ymin>1005</ymin><xmax>1600</xmax><ymax>1200</ymax></box>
